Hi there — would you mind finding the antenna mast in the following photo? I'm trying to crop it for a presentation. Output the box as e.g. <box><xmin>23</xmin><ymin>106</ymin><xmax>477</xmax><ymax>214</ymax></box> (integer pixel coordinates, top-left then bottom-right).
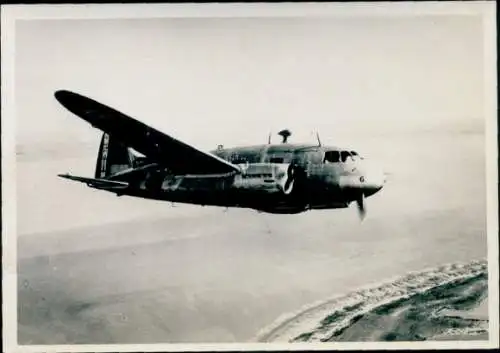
<box><xmin>316</xmin><ymin>132</ymin><xmax>322</xmax><ymax>146</ymax></box>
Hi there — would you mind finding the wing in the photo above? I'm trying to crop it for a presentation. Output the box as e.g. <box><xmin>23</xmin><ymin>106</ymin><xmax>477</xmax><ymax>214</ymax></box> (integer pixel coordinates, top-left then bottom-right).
<box><xmin>54</xmin><ymin>90</ymin><xmax>240</xmax><ymax>175</ymax></box>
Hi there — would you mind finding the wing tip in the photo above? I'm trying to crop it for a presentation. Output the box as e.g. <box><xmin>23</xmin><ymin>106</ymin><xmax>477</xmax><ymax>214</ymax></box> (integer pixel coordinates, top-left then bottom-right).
<box><xmin>54</xmin><ymin>89</ymin><xmax>68</xmax><ymax>97</ymax></box>
<box><xmin>54</xmin><ymin>89</ymin><xmax>76</xmax><ymax>104</ymax></box>
<box><xmin>58</xmin><ymin>173</ymin><xmax>74</xmax><ymax>181</ymax></box>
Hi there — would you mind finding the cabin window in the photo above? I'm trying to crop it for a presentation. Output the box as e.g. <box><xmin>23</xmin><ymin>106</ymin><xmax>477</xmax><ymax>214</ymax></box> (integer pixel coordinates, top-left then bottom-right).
<box><xmin>294</xmin><ymin>150</ymin><xmax>322</xmax><ymax>165</ymax></box>
<box><xmin>264</xmin><ymin>152</ymin><xmax>294</xmax><ymax>164</ymax></box>
<box><xmin>229</xmin><ymin>151</ymin><xmax>262</xmax><ymax>164</ymax></box>
<box><xmin>324</xmin><ymin>151</ymin><xmax>340</xmax><ymax>163</ymax></box>
<box><xmin>231</xmin><ymin>156</ymin><xmax>247</xmax><ymax>164</ymax></box>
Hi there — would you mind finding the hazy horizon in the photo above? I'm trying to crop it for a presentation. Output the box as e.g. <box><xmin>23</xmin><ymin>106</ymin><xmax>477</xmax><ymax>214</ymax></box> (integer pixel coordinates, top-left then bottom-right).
<box><xmin>16</xmin><ymin>16</ymin><xmax>486</xmax><ymax>151</ymax></box>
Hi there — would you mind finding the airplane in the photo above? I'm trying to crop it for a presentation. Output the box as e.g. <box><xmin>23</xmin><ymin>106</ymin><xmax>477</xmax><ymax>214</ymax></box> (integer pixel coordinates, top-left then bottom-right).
<box><xmin>54</xmin><ymin>90</ymin><xmax>386</xmax><ymax>219</ymax></box>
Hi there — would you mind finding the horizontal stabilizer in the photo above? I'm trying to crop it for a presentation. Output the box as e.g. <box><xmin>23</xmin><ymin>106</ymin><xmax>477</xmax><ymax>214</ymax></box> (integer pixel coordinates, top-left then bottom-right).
<box><xmin>58</xmin><ymin>173</ymin><xmax>129</xmax><ymax>190</ymax></box>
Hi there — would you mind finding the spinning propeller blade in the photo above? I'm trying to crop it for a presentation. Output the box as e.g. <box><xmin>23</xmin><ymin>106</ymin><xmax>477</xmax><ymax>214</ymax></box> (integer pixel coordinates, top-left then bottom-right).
<box><xmin>356</xmin><ymin>194</ymin><xmax>366</xmax><ymax>220</ymax></box>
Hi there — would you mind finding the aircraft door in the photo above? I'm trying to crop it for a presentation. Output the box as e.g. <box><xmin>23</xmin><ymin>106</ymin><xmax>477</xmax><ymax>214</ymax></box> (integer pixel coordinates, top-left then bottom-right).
<box><xmin>296</xmin><ymin>150</ymin><xmax>323</xmax><ymax>189</ymax></box>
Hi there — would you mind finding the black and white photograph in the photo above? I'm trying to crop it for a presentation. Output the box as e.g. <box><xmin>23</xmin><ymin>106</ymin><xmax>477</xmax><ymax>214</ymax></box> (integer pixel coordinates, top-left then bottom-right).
<box><xmin>2</xmin><ymin>2</ymin><xmax>498</xmax><ymax>351</ymax></box>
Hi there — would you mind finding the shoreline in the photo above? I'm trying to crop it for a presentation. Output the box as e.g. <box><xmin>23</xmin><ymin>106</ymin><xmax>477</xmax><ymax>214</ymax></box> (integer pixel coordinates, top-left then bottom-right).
<box><xmin>256</xmin><ymin>259</ymin><xmax>488</xmax><ymax>342</ymax></box>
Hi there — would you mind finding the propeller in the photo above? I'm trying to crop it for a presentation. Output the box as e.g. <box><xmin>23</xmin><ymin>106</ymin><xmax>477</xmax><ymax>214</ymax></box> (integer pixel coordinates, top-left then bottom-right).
<box><xmin>356</xmin><ymin>193</ymin><xmax>366</xmax><ymax>220</ymax></box>
<box><xmin>282</xmin><ymin>164</ymin><xmax>296</xmax><ymax>194</ymax></box>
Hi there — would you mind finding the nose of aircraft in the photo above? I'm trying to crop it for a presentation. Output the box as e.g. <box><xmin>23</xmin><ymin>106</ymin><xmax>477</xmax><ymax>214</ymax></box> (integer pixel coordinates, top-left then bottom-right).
<box><xmin>337</xmin><ymin>161</ymin><xmax>386</xmax><ymax>220</ymax></box>
<box><xmin>361</xmin><ymin>167</ymin><xmax>386</xmax><ymax>197</ymax></box>
<box><xmin>338</xmin><ymin>163</ymin><xmax>386</xmax><ymax>197</ymax></box>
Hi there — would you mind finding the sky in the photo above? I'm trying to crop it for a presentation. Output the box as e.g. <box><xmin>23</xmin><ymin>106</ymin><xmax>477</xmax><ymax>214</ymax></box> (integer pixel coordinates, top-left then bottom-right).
<box><xmin>14</xmin><ymin>14</ymin><xmax>487</xmax><ymax>151</ymax></box>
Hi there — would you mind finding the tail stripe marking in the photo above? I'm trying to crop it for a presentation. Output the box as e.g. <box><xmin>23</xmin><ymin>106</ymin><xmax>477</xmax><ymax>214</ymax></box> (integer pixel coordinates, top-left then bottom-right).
<box><xmin>100</xmin><ymin>133</ymin><xmax>110</xmax><ymax>178</ymax></box>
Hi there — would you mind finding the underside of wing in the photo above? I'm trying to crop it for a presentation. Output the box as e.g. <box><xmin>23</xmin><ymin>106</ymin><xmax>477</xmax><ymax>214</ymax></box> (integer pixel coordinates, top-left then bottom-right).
<box><xmin>54</xmin><ymin>90</ymin><xmax>240</xmax><ymax>176</ymax></box>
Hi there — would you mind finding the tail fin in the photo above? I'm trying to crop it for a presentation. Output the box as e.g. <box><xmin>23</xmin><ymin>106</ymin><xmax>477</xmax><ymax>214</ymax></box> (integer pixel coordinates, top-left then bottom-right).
<box><xmin>95</xmin><ymin>133</ymin><xmax>136</xmax><ymax>178</ymax></box>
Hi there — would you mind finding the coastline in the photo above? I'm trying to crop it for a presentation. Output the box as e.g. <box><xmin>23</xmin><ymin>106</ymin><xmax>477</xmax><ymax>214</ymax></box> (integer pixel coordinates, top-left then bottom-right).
<box><xmin>256</xmin><ymin>260</ymin><xmax>488</xmax><ymax>342</ymax></box>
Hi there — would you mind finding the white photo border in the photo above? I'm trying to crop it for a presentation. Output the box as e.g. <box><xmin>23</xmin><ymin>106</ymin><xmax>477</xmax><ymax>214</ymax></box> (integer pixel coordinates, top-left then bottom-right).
<box><xmin>2</xmin><ymin>2</ymin><xmax>498</xmax><ymax>352</ymax></box>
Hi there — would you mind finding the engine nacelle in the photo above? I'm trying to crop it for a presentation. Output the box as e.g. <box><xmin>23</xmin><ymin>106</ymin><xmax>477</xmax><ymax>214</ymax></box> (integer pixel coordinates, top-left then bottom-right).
<box><xmin>232</xmin><ymin>163</ymin><xmax>296</xmax><ymax>195</ymax></box>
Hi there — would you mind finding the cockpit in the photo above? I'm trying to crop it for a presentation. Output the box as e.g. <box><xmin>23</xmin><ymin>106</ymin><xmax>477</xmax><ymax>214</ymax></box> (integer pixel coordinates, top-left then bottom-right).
<box><xmin>324</xmin><ymin>150</ymin><xmax>362</xmax><ymax>163</ymax></box>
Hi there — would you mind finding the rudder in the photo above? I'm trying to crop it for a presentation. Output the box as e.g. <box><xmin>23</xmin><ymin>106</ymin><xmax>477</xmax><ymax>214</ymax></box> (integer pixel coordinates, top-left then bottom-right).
<box><xmin>95</xmin><ymin>133</ymin><xmax>135</xmax><ymax>178</ymax></box>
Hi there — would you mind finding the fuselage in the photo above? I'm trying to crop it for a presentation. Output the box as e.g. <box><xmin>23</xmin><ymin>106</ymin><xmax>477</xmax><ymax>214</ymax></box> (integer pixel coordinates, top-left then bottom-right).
<box><xmin>117</xmin><ymin>142</ymin><xmax>386</xmax><ymax>214</ymax></box>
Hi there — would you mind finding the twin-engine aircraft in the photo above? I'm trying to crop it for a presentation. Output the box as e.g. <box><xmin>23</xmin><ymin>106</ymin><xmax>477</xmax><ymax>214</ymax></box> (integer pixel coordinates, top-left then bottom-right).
<box><xmin>55</xmin><ymin>90</ymin><xmax>385</xmax><ymax>219</ymax></box>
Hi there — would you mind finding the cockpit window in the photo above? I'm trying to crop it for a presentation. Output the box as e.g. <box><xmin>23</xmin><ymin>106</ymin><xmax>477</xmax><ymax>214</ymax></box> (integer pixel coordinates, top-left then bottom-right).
<box><xmin>324</xmin><ymin>150</ymin><xmax>361</xmax><ymax>163</ymax></box>
<box><xmin>324</xmin><ymin>151</ymin><xmax>340</xmax><ymax>163</ymax></box>
<box><xmin>350</xmin><ymin>151</ymin><xmax>363</xmax><ymax>160</ymax></box>
<box><xmin>340</xmin><ymin>151</ymin><xmax>351</xmax><ymax>163</ymax></box>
